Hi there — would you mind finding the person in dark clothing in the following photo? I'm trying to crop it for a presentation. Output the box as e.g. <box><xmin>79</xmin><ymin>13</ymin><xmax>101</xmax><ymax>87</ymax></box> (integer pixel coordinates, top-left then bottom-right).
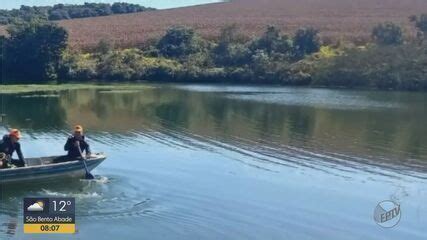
<box><xmin>0</xmin><ymin>129</ymin><xmax>25</xmax><ymax>168</ymax></box>
<box><xmin>64</xmin><ymin>125</ymin><xmax>91</xmax><ymax>159</ymax></box>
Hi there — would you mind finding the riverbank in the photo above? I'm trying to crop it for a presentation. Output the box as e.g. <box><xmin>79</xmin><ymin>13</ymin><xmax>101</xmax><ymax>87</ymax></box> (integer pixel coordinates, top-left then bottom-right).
<box><xmin>0</xmin><ymin>83</ymin><xmax>152</xmax><ymax>94</ymax></box>
<box><xmin>2</xmin><ymin>17</ymin><xmax>427</xmax><ymax>91</ymax></box>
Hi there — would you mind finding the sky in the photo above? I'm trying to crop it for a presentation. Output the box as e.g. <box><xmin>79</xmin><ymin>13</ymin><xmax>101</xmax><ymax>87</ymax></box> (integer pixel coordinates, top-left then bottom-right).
<box><xmin>0</xmin><ymin>0</ymin><xmax>221</xmax><ymax>10</ymax></box>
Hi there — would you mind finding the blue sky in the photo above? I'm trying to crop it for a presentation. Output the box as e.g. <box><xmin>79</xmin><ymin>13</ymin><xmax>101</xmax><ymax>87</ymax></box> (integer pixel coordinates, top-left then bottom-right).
<box><xmin>1</xmin><ymin>0</ymin><xmax>221</xmax><ymax>10</ymax></box>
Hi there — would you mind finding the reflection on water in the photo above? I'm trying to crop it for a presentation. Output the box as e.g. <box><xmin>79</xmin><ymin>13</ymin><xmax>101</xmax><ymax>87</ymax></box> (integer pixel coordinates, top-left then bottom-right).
<box><xmin>5</xmin><ymin>85</ymin><xmax>424</xmax><ymax>169</ymax></box>
<box><xmin>0</xmin><ymin>84</ymin><xmax>426</xmax><ymax>240</ymax></box>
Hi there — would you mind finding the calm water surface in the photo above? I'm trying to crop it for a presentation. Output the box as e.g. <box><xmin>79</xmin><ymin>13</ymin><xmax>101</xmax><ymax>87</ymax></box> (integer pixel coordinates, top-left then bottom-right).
<box><xmin>0</xmin><ymin>84</ymin><xmax>426</xmax><ymax>239</ymax></box>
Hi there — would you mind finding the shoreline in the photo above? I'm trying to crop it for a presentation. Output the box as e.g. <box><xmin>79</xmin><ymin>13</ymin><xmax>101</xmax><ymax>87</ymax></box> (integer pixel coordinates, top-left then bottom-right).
<box><xmin>0</xmin><ymin>82</ymin><xmax>424</xmax><ymax>94</ymax></box>
<box><xmin>0</xmin><ymin>83</ymin><xmax>153</xmax><ymax>94</ymax></box>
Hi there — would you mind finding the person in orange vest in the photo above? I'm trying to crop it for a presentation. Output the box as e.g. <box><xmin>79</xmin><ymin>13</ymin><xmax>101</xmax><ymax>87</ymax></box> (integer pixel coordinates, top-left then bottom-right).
<box><xmin>0</xmin><ymin>129</ymin><xmax>25</xmax><ymax>168</ymax></box>
<box><xmin>64</xmin><ymin>125</ymin><xmax>91</xmax><ymax>159</ymax></box>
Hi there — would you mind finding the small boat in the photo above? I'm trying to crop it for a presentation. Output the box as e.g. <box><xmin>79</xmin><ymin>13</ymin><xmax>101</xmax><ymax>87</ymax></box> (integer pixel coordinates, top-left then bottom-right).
<box><xmin>0</xmin><ymin>153</ymin><xmax>106</xmax><ymax>184</ymax></box>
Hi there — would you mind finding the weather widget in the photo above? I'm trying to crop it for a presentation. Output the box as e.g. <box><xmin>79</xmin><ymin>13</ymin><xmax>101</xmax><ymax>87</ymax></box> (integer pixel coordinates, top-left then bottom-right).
<box><xmin>23</xmin><ymin>197</ymin><xmax>75</xmax><ymax>234</ymax></box>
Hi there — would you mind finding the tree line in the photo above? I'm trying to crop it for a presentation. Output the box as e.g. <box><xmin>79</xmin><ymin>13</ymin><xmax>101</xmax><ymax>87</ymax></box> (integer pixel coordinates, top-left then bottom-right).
<box><xmin>1</xmin><ymin>14</ymin><xmax>427</xmax><ymax>91</ymax></box>
<box><xmin>62</xmin><ymin>25</ymin><xmax>322</xmax><ymax>84</ymax></box>
<box><xmin>313</xmin><ymin>15</ymin><xmax>427</xmax><ymax>90</ymax></box>
<box><xmin>0</xmin><ymin>2</ymin><xmax>155</xmax><ymax>24</ymax></box>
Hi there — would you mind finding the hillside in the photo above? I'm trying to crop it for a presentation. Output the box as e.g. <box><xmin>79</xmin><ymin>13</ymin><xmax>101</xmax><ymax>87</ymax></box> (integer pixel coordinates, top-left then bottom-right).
<box><xmin>3</xmin><ymin>0</ymin><xmax>427</xmax><ymax>49</ymax></box>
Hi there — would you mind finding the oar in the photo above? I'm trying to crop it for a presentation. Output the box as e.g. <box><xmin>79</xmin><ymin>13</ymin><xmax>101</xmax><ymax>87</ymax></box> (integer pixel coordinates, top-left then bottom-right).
<box><xmin>77</xmin><ymin>141</ymin><xmax>94</xmax><ymax>180</ymax></box>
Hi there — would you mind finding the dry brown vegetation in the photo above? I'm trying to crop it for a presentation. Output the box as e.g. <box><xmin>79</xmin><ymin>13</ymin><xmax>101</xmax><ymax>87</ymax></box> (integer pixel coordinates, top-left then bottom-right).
<box><xmin>2</xmin><ymin>0</ymin><xmax>427</xmax><ymax>49</ymax></box>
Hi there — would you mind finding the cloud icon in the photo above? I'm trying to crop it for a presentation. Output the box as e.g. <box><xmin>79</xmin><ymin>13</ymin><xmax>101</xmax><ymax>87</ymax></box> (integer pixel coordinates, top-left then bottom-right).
<box><xmin>27</xmin><ymin>202</ymin><xmax>44</xmax><ymax>212</ymax></box>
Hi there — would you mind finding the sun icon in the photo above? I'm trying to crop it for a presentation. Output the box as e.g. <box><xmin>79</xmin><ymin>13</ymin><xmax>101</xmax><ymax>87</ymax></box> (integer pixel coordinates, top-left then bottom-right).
<box><xmin>36</xmin><ymin>201</ymin><xmax>44</xmax><ymax>208</ymax></box>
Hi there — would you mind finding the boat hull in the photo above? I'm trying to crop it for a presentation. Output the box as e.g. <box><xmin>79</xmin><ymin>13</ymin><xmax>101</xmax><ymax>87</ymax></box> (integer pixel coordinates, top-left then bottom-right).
<box><xmin>0</xmin><ymin>154</ymin><xmax>106</xmax><ymax>184</ymax></box>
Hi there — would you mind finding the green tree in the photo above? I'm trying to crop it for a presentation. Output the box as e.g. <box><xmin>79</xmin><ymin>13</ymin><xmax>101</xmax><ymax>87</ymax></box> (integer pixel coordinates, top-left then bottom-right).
<box><xmin>0</xmin><ymin>36</ymin><xmax>5</xmax><ymax>82</ymax></box>
<box><xmin>213</xmin><ymin>24</ymin><xmax>251</xmax><ymax>66</ymax></box>
<box><xmin>410</xmin><ymin>14</ymin><xmax>427</xmax><ymax>39</ymax></box>
<box><xmin>293</xmin><ymin>27</ymin><xmax>320</xmax><ymax>59</ymax></box>
<box><xmin>372</xmin><ymin>22</ymin><xmax>403</xmax><ymax>45</ymax></box>
<box><xmin>0</xmin><ymin>3</ymin><xmax>154</xmax><ymax>24</ymax></box>
<box><xmin>4</xmin><ymin>21</ymin><xmax>68</xmax><ymax>82</ymax></box>
<box><xmin>157</xmin><ymin>26</ymin><xmax>206</xmax><ymax>59</ymax></box>
<box><xmin>251</xmin><ymin>50</ymin><xmax>271</xmax><ymax>80</ymax></box>
<box><xmin>250</xmin><ymin>26</ymin><xmax>293</xmax><ymax>56</ymax></box>
<box><xmin>311</xmin><ymin>45</ymin><xmax>427</xmax><ymax>90</ymax></box>
<box><xmin>49</xmin><ymin>9</ymin><xmax>70</xmax><ymax>20</ymax></box>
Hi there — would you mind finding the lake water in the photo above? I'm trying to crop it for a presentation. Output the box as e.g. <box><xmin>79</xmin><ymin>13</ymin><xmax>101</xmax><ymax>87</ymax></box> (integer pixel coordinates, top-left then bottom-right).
<box><xmin>0</xmin><ymin>84</ymin><xmax>426</xmax><ymax>239</ymax></box>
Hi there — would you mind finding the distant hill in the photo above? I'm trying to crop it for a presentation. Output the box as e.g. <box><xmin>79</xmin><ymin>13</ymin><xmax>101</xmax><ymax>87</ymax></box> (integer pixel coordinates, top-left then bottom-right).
<box><xmin>2</xmin><ymin>0</ymin><xmax>427</xmax><ymax>49</ymax></box>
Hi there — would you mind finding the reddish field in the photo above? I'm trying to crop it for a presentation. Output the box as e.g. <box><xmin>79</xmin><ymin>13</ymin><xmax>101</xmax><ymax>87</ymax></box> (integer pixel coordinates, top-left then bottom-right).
<box><xmin>2</xmin><ymin>0</ymin><xmax>427</xmax><ymax>49</ymax></box>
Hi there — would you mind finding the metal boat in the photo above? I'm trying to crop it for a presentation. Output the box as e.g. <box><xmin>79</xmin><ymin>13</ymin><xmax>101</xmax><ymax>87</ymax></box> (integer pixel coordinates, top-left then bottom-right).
<box><xmin>0</xmin><ymin>153</ymin><xmax>106</xmax><ymax>184</ymax></box>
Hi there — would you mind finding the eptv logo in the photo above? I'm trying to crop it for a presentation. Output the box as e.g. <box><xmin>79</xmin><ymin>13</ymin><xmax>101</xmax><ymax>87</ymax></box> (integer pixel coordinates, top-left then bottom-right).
<box><xmin>373</xmin><ymin>200</ymin><xmax>401</xmax><ymax>228</ymax></box>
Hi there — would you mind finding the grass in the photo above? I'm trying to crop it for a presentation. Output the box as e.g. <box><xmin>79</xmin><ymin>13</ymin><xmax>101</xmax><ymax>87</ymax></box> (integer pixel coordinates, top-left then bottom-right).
<box><xmin>0</xmin><ymin>83</ymin><xmax>153</xmax><ymax>94</ymax></box>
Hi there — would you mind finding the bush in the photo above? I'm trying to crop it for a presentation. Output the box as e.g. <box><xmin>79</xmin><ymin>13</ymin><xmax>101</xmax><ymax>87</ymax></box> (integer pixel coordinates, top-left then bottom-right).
<box><xmin>311</xmin><ymin>45</ymin><xmax>427</xmax><ymax>90</ymax></box>
<box><xmin>0</xmin><ymin>36</ymin><xmax>5</xmax><ymax>82</ymax></box>
<box><xmin>213</xmin><ymin>43</ymin><xmax>251</xmax><ymax>66</ymax></box>
<box><xmin>293</xmin><ymin>27</ymin><xmax>320</xmax><ymax>59</ymax></box>
<box><xmin>97</xmin><ymin>48</ymin><xmax>144</xmax><ymax>80</ymax></box>
<box><xmin>111</xmin><ymin>2</ymin><xmax>152</xmax><ymax>14</ymax></box>
<box><xmin>226</xmin><ymin>67</ymin><xmax>254</xmax><ymax>83</ymax></box>
<box><xmin>410</xmin><ymin>14</ymin><xmax>427</xmax><ymax>40</ymax></box>
<box><xmin>372</xmin><ymin>22</ymin><xmax>403</xmax><ymax>45</ymax></box>
<box><xmin>93</xmin><ymin>48</ymin><xmax>185</xmax><ymax>81</ymax></box>
<box><xmin>0</xmin><ymin>16</ymin><xmax>9</xmax><ymax>25</ymax></box>
<box><xmin>142</xmin><ymin>57</ymin><xmax>183</xmax><ymax>81</ymax></box>
<box><xmin>5</xmin><ymin>22</ymin><xmax>420</xmax><ymax>91</ymax></box>
<box><xmin>59</xmin><ymin>51</ymin><xmax>98</xmax><ymax>81</ymax></box>
<box><xmin>212</xmin><ymin>25</ymin><xmax>252</xmax><ymax>66</ymax></box>
<box><xmin>157</xmin><ymin>26</ymin><xmax>208</xmax><ymax>59</ymax></box>
<box><xmin>49</xmin><ymin>9</ymin><xmax>70</xmax><ymax>20</ymax></box>
<box><xmin>250</xmin><ymin>26</ymin><xmax>293</xmax><ymax>57</ymax></box>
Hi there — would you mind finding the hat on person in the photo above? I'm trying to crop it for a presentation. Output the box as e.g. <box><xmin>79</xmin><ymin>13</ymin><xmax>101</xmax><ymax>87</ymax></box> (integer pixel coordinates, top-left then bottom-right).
<box><xmin>9</xmin><ymin>129</ymin><xmax>22</xmax><ymax>139</ymax></box>
<box><xmin>74</xmin><ymin>125</ymin><xmax>83</xmax><ymax>133</ymax></box>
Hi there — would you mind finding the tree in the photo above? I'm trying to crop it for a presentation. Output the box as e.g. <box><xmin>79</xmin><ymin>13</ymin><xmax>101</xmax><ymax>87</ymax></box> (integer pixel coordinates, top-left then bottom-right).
<box><xmin>372</xmin><ymin>22</ymin><xmax>403</xmax><ymax>45</ymax></box>
<box><xmin>0</xmin><ymin>16</ymin><xmax>9</xmax><ymax>25</ymax></box>
<box><xmin>0</xmin><ymin>36</ymin><xmax>5</xmax><ymax>82</ymax></box>
<box><xmin>111</xmin><ymin>3</ymin><xmax>127</xmax><ymax>14</ymax></box>
<box><xmin>213</xmin><ymin>24</ymin><xmax>251</xmax><ymax>66</ymax></box>
<box><xmin>49</xmin><ymin>9</ymin><xmax>70</xmax><ymax>20</ymax></box>
<box><xmin>111</xmin><ymin>2</ymin><xmax>149</xmax><ymax>14</ymax></box>
<box><xmin>410</xmin><ymin>14</ymin><xmax>427</xmax><ymax>39</ymax></box>
<box><xmin>52</xmin><ymin>4</ymin><xmax>65</xmax><ymax>10</ymax></box>
<box><xmin>0</xmin><ymin>3</ymin><xmax>154</xmax><ymax>25</ymax></box>
<box><xmin>4</xmin><ymin>21</ymin><xmax>68</xmax><ymax>82</ymax></box>
<box><xmin>90</xmin><ymin>3</ymin><xmax>113</xmax><ymax>16</ymax></box>
<box><xmin>157</xmin><ymin>26</ymin><xmax>206</xmax><ymax>59</ymax></box>
<box><xmin>293</xmin><ymin>27</ymin><xmax>320</xmax><ymax>59</ymax></box>
<box><xmin>250</xmin><ymin>26</ymin><xmax>293</xmax><ymax>56</ymax></box>
<box><xmin>251</xmin><ymin>50</ymin><xmax>271</xmax><ymax>79</ymax></box>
